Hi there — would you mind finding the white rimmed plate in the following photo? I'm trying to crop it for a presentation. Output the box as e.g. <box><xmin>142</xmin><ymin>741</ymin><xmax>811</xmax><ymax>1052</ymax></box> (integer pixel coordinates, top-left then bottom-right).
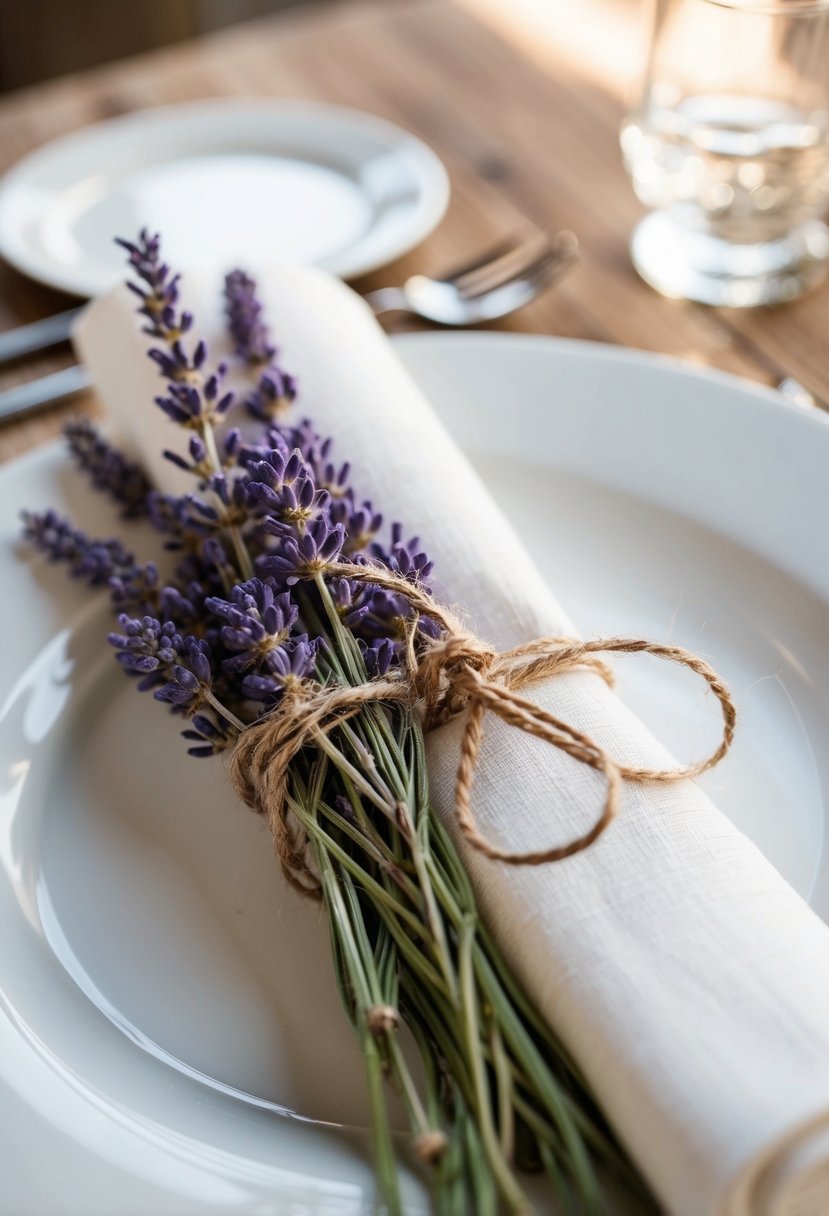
<box><xmin>0</xmin><ymin>99</ymin><xmax>450</xmax><ymax>297</ymax></box>
<box><xmin>2</xmin><ymin>334</ymin><xmax>829</xmax><ymax>1213</ymax></box>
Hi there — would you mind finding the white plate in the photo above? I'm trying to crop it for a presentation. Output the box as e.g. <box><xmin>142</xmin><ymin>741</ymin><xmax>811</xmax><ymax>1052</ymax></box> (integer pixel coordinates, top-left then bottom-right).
<box><xmin>3</xmin><ymin>334</ymin><xmax>829</xmax><ymax>1213</ymax></box>
<box><xmin>0</xmin><ymin>99</ymin><xmax>449</xmax><ymax>296</ymax></box>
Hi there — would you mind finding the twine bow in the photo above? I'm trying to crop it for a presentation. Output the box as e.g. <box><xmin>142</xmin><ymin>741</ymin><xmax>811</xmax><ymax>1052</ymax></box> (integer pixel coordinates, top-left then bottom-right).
<box><xmin>229</xmin><ymin>562</ymin><xmax>735</xmax><ymax>895</ymax></box>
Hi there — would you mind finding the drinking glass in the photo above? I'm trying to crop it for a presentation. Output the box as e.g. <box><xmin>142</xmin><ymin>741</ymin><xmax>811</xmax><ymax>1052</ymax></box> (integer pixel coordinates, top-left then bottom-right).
<box><xmin>622</xmin><ymin>0</ymin><xmax>829</xmax><ymax>306</ymax></box>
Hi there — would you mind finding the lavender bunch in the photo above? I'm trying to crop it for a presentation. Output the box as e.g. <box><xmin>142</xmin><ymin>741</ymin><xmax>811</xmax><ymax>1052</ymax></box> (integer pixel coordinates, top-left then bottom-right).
<box><xmin>22</xmin><ymin>232</ymin><xmax>654</xmax><ymax>1216</ymax></box>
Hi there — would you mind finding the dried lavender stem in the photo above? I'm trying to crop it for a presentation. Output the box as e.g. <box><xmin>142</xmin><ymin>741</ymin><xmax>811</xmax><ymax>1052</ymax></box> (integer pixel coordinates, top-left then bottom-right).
<box><xmin>317</xmin><ymin>845</ymin><xmax>402</xmax><ymax>1216</ymax></box>
<box><xmin>203</xmin><ymin>688</ymin><xmax>245</xmax><ymax>734</ymax></box>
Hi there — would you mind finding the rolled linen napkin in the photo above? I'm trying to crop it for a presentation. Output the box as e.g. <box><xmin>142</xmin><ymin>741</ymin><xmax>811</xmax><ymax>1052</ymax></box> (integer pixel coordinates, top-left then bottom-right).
<box><xmin>75</xmin><ymin>267</ymin><xmax>829</xmax><ymax>1216</ymax></box>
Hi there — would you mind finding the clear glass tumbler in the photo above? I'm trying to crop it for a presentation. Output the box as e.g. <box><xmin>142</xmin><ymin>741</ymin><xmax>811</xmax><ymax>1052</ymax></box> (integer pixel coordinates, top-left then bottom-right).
<box><xmin>622</xmin><ymin>0</ymin><xmax>829</xmax><ymax>306</ymax></box>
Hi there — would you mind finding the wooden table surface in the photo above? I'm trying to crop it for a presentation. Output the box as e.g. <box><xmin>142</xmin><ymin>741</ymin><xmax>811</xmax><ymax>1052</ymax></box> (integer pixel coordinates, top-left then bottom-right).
<box><xmin>0</xmin><ymin>0</ymin><xmax>826</xmax><ymax>464</ymax></box>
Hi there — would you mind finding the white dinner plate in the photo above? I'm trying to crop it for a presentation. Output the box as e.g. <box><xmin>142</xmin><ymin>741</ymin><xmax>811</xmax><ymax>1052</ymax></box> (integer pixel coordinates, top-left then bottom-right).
<box><xmin>0</xmin><ymin>99</ymin><xmax>449</xmax><ymax>296</ymax></box>
<box><xmin>3</xmin><ymin>334</ymin><xmax>829</xmax><ymax>1213</ymax></box>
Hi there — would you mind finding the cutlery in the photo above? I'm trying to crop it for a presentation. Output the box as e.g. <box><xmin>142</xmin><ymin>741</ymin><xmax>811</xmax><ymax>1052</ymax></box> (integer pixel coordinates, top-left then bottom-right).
<box><xmin>366</xmin><ymin>229</ymin><xmax>579</xmax><ymax>324</ymax></box>
<box><xmin>0</xmin><ymin>307</ymin><xmax>84</xmax><ymax>365</ymax></box>
<box><xmin>0</xmin><ymin>231</ymin><xmax>579</xmax><ymax>425</ymax></box>
<box><xmin>0</xmin><ymin>365</ymin><xmax>91</xmax><ymax>421</ymax></box>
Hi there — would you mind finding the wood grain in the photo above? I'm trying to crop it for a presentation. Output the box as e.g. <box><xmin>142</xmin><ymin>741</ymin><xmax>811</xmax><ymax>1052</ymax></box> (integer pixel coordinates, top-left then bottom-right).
<box><xmin>0</xmin><ymin>0</ymin><xmax>826</xmax><ymax>463</ymax></box>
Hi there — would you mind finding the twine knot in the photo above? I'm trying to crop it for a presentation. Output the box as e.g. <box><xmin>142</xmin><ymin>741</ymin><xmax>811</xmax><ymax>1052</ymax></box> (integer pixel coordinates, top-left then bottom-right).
<box><xmin>413</xmin><ymin>630</ymin><xmax>497</xmax><ymax>724</ymax></box>
<box><xmin>228</xmin><ymin>561</ymin><xmax>735</xmax><ymax>895</ymax></box>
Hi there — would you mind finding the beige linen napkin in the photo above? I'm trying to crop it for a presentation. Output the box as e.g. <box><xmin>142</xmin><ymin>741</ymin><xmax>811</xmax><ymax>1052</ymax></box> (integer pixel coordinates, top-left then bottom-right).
<box><xmin>75</xmin><ymin>267</ymin><xmax>829</xmax><ymax>1216</ymax></box>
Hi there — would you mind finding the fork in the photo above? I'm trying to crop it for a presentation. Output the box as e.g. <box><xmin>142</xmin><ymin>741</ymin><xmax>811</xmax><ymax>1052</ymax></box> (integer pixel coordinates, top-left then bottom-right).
<box><xmin>366</xmin><ymin>229</ymin><xmax>579</xmax><ymax>324</ymax></box>
<box><xmin>0</xmin><ymin>231</ymin><xmax>579</xmax><ymax>424</ymax></box>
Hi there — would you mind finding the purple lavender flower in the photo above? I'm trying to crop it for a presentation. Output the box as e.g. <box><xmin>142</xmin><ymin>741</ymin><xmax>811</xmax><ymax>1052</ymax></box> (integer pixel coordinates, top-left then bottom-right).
<box><xmin>312</xmin><ymin>438</ymin><xmax>351</xmax><ymax>500</ymax></box>
<box><xmin>360</xmin><ymin>638</ymin><xmax>397</xmax><ymax>678</ymax></box>
<box><xmin>258</xmin><ymin>516</ymin><xmax>345</xmax><ymax>586</ymax></box>
<box><xmin>22</xmin><ymin>509</ymin><xmax>137</xmax><ymax>586</ymax></box>
<box><xmin>224</xmin><ymin>270</ymin><xmax>276</xmax><ymax>365</ymax></box>
<box><xmin>385</xmin><ymin>541</ymin><xmax>433</xmax><ymax>585</ymax></box>
<box><xmin>245</xmin><ymin>368</ymin><xmax>297</xmax><ymax>422</ymax></box>
<box><xmin>205</xmin><ymin>578</ymin><xmax>299</xmax><ymax>674</ymax></box>
<box><xmin>330</xmin><ymin>500</ymin><xmax>383</xmax><ymax>555</ymax></box>
<box><xmin>149</xmin><ymin>338</ymin><xmax>207</xmax><ymax>383</ymax></box>
<box><xmin>223</xmin><ymin>269</ymin><xmax>300</xmax><ymax>421</ymax></box>
<box><xmin>155</xmin><ymin>365</ymin><xmax>233</xmax><ymax>428</ymax></box>
<box><xmin>354</xmin><ymin>586</ymin><xmax>412</xmax><ymax>641</ymax></box>
<box><xmin>330</xmin><ymin>577</ymin><xmax>369</xmax><ymax>628</ymax></box>
<box><xmin>155</xmin><ymin>665</ymin><xmax>203</xmax><ymax>707</ymax></box>
<box><xmin>115</xmin><ymin>230</ymin><xmax>192</xmax><ymax>340</ymax></box>
<box><xmin>158</xmin><ymin>582</ymin><xmax>201</xmax><ymax>624</ymax></box>
<box><xmin>109</xmin><ymin>561</ymin><xmax>161</xmax><ymax>614</ymax></box>
<box><xmin>181</xmin><ymin>712</ymin><xmax>233</xmax><ymax>758</ymax></box>
<box><xmin>153</xmin><ymin>636</ymin><xmax>214</xmax><ymax>711</ymax></box>
<box><xmin>145</xmin><ymin>492</ymin><xmax>191</xmax><ymax>547</ymax></box>
<box><xmin>108</xmin><ymin>614</ymin><xmax>181</xmax><ymax>687</ymax></box>
<box><xmin>276</xmin><ymin>418</ymin><xmax>319</xmax><ymax>459</ymax></box>
<box><xmin>163</xmin><ymin>432</ymin><xmax>212</xmax><ymax>480</ymax></box>
<box><xmin>241</xmin><ymin>637</ymin><xmax>319</xmax><ymax>703</ymax></box>
<box><xmin>64</xmin><ymin>419</ymin><xmax>151</xmax><ymax>518</ymax></box>
<box><xmin>370</xmin><ymin>524</ymin><xmax>433</xmax><ymax>586</ymax></box>
<box><xmin>119</xmin><ymin>237</ymin><xmax>234</xmax><ymax>444</ymax></box>
<box><xmin>245</xmin><ymin>449</ymin><xmax>331</xmax><ymax>538</ymax></box>
<box><xmin>201</xmin><ymin>536</ymin><xmax>239</xmax><ymax>587</ymax></box>
<box><xmin>245</xmin><ymin>448</ymin><xmax>304</xmax><ymax>503</ymax></box>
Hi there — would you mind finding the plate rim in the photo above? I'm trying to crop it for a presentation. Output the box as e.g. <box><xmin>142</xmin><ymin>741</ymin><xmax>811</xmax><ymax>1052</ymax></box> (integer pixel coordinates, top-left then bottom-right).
<box><xmin>3</xmin><ymin>330</ymin><xmax>827</xmax><ymax>1214</ymax></box>
<box><xmin>390</xmin><ymin>328</ymin><xmax>816</xmax><ymax>420</ymax></box>
<box><xmin>0</xmin><ymin>96</ymin><xmax>451</xmax><ymax>295</ymax></box>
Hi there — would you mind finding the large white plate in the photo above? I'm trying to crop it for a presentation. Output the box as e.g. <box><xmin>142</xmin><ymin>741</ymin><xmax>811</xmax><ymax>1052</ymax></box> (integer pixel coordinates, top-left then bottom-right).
<box><xmin>3</xmin><ymin>333</ymin><xmax>829</xmax><ymax>1213</ymax></box>
<box><xmin>0</xmin><ymin>99</ymin><xmax>450</xmax><ymax>296</ymax></box>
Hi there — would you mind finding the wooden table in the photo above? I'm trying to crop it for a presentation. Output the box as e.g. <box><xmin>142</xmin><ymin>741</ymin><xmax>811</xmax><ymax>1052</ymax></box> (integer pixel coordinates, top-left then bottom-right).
<box><xmin>0</xmin><ymin>0</ymin><xmax>826</xmax><ymax>464</ymax></box>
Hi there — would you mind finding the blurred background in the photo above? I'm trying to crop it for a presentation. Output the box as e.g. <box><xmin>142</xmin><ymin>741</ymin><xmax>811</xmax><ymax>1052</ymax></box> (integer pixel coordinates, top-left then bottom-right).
<box><xmin>0</xmin><ymin>0</ymin><xmax>329</xmax><ymax>91</ymax></box>
<box><xmin>0</xmin><ymin>0</ymin><xmax>637</xmax><ymax>95</ymax></box>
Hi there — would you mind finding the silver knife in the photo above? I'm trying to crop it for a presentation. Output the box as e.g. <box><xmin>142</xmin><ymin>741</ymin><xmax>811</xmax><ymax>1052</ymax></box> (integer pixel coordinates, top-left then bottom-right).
<box><xmin>0</xmin><ymin>306</ymin><xmax>82</xmax><ymax>364</ymax></box>
<box><xmin>0</xmin><ymin>364</ymin><xmax>91</xmax><ymax>422</ymax></box>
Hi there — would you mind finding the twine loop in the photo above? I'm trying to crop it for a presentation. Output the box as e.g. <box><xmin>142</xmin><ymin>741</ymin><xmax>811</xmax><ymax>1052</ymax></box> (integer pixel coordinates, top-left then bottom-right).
<box><xmin>228</xmin><ymin>561</ymin><xmax>736</xmax><ymax>895</ymax></box>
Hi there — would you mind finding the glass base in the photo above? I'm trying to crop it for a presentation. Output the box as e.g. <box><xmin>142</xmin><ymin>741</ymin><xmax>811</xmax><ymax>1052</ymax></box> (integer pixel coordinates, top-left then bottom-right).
<box><xmin>630</xmin><ymin>211</ymin><xmax>829</xmax><ymax>307</ymax></box>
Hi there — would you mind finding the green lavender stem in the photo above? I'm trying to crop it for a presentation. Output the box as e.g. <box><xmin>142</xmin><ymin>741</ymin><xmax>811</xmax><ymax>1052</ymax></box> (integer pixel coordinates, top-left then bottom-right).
<box><xmin>316</xmin><ymin>829</ymin><xmax>402</xmax><ymax>1215</ymax></box>
<box><xmin>282</xmin><ymin>576</ymin><xmax>656</xmax><ymax>1214</ymax></box>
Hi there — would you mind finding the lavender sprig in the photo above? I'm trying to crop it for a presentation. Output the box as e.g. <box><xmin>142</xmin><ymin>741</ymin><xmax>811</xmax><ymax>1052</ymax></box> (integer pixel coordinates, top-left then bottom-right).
<box><xmin>65</xmin><ymin>419</ymin><xmax>151</xmax><ymax>518</ymax></box>
<box><xmin>115</xmin><ymin>229</ymin><xmax>192</xmax><ymax>340</ymax></box>
<box><xmin>224</xmin><ymin>269</ymin><xmax>276</xmax><ymax>365</ymax></box>
<box><xmin>22</xmin><ymin>509</ymin><xmax>137</xmax><ymax>586</ymax></box>
<box><xmin>119</xmin><ymin>232</ymin><xmax>251</xmax><ymax>580</ymax></box>
<box><xmin>223</xmin><ymin>270</ymin><xmax>296</xmax><ymax>420</ymax></box>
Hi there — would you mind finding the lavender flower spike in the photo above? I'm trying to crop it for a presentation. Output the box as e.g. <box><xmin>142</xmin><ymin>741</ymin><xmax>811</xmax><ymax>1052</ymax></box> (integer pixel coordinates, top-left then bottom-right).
<box><xmin>114</xmin><ymin>229</ymin><xmax>192</xmax><ymax>340</ymax></box>
<box><xmin>241</xmin><ymin>637</ymin><xmax>319</xmax><ymax>703</ymax></box>
<box><xmin>153</xmin><ymin>636</ymin><xmax>215</xmax><ymax>712</ymax></box>
<box><xmin>22</xmin><ymin>509</ymin><xmax>137</xmax><ymax>586</ymax></box>
<box><xmin>258</xmin><ymin>517</ymin><xmax>345</xmax><ymax>586</ymax></box>
<box><xmin>205</xmin><ymin>579</ymin><xmax>299</xmax><ymax>675</ymax></box>
<box><xmin>224</xmin><ymin>269</ymin><xmax>277</xmax><ymax>365</ymax></box>
<box><xmin>65</xmin><ymin>419</ymin><xmax>151</xmax><ymax>518</ymax></box>
<box><xmin>224</xmin><ymin>269</ymin><xmax>297</xmax><ymax>420</ymax></box>
<box><xmin>108</xmin><ymin>615</ymin><xmax>180</xmax><ymax>683</ymax></box>
<box><xmin>245</xmin><ymin>369</ymin><xmax>297</xmax><ymax>422</ymax></box>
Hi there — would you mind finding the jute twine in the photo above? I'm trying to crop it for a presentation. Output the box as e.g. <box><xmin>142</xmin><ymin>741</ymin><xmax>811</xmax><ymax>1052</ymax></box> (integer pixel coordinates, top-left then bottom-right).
<box><xmin>229</xmin><ymin>561</ymin><xmax>736</xmax><ymax>897</ymax></box>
